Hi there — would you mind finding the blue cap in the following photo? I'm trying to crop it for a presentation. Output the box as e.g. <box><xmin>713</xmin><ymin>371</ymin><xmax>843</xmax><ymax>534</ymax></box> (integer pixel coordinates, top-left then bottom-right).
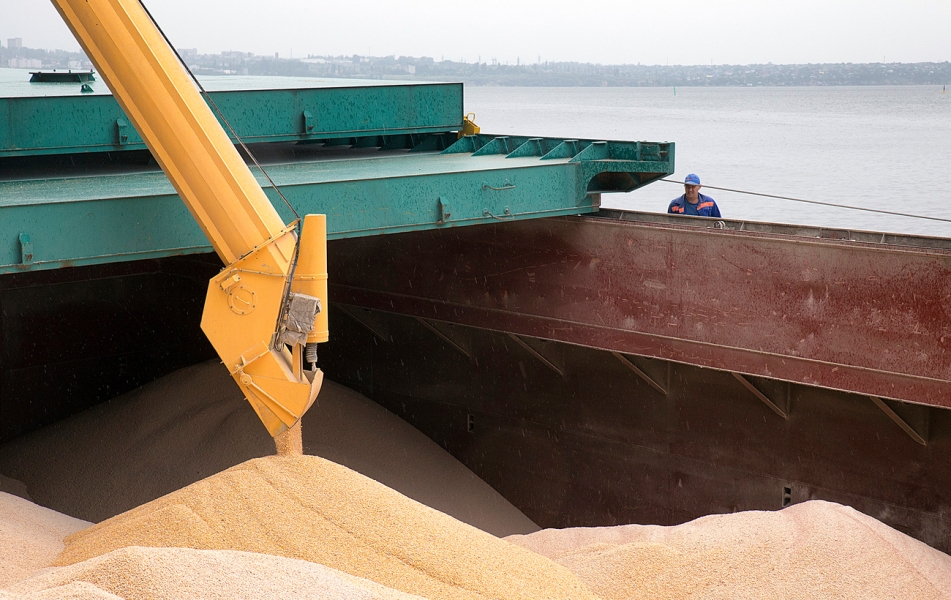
<box><xmin>684</xmin><ymin>173</ymin><xmax>701</xmax><ymax>186</ymax></box>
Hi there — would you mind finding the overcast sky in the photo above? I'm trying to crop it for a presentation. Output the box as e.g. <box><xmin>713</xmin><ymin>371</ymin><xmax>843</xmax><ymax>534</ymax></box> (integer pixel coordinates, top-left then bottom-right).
<box><xmin>2</xmin><ymin>0</ymin><xmax>949</xmax><ymax>66</ymax></box>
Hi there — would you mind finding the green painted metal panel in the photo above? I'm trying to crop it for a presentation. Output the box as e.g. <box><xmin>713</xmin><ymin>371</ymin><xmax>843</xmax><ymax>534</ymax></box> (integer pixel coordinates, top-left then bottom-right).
<box><xmin>0</xmin><ymin>68</ymin><xmax>463</xmax><ymax>157</ymax></box>
<box><xmin>0</xmin><ymin>134</ymin><xmax>673</xmax><ymax>274</ymax></box>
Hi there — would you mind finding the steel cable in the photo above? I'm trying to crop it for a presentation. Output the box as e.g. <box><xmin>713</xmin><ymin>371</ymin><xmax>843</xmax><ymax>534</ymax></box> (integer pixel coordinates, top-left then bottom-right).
<box><xmin>660</xmin><ymin>178</ymin><xmax>951</xmax><ymax>225</ymax></box>
<box><xmin>136</xmin><ymin>0</ymin><xmax>300</xmax><ymax>223</ymax></box>
<box><xmin>136</xmin><ymin>0</ymin><xmax>304</xmax><ymax>348</ymax></box>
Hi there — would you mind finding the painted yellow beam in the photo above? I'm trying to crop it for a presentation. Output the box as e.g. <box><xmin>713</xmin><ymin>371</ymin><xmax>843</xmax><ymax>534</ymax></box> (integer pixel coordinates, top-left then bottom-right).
<box><xmin>49</xmin><ymin>0</ymin><xmax>289</xmax><ymax>266</ymax></box>
<box><xmin>50</xmin><ymin>0</ymin><xmax>327</xmax><ymax>437</ymax></box>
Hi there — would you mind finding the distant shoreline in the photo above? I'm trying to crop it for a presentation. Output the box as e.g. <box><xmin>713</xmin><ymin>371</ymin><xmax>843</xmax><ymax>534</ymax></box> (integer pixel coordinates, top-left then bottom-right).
<box><xmin>1</xmin><ymin>66</ymin><xmax>944</xmax><ymax>89</ymax></box>
<box><xmin>2</xmin><ymin>44</ymin><xmax>948</xmax><ymax>87</ymax></box>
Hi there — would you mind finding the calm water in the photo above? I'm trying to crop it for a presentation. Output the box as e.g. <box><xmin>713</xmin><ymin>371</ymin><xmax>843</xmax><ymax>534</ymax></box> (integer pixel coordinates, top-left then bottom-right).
<box><xmin>465</xmin><ymin>86</ymin><xmax>951</xmax><ymax>238</ymax></box>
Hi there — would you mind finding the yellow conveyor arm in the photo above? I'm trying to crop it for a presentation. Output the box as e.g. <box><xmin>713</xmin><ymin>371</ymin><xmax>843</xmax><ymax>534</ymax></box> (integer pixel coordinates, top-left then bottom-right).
<box><xmin>50</xmin><ymin>0</ymin><xmax>329</xmax><ymax>438</ymax></box>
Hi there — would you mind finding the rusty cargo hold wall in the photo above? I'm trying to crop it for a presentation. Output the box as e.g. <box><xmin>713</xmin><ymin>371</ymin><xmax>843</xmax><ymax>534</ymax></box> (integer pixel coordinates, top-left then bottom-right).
<box><xmin>321</xmin><ymin>210</ymin><xmax>951</xmax><ymax>551</ymax></box>
<box><xmin>328</xmin><ymin>211</ymin><xmax>951</xmax><ymax>407</ymax></box>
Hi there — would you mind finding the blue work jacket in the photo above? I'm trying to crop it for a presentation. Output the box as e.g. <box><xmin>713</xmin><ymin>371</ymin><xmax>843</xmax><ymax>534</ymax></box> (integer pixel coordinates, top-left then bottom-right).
<box><xmin>668</xmin><ymin>193</ymin><xmax>721</xmax><ymax>218</ymax></box>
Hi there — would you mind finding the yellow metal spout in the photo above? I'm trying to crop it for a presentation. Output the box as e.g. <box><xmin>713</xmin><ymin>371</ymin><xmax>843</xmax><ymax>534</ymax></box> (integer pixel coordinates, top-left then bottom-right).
<box><xmin>50</xmin><ymin>0</ymin><xmax>328</xmax><ymax>437</ymax></box>
<box><xmin>293</xmin><ymin>215</ymin><xmax>330</xmax><ymax>346</ymax></box>
<box><xmin>201</xmin><ymin>218</ymin><xmax>329</xmax><ymax>436</ymax></box>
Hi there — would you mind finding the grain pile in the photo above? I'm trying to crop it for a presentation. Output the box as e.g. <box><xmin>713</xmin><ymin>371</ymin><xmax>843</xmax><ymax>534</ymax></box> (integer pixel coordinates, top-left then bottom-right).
<box><xmin>0</xmin><ymin>492</ymin><xmax>90</xmax><ymax>588</ymax></box>
<box><xmin>506</xmin><ymin>500</ymin><xmax>951</xmax><ymax>599</ymax></box>
<box><xmin>6</xmin><ymin>546</ymin><xmax>426</xmax><ymax>600</ymax></box>
<box><xmin>0</xmin><ymin>474</ymin><xmax>31</xmax><ymax>501</ymax></box>
<box><xmin>0</xmin><ymin>360</ymin><xmax>537</xmax><ymax>536</ymax></box>
<box><xmin>4</xmin><ymin>362</ymin><xmax>951</xmax><ymax>599</ymax></box>
<box><xmin>1</xmin><ymin>581</ymin><xmax>124</xmax><ymax>599</ymax></box>
<box><xmin>54</xmin><ymin>455</ymin><xmax>596</xmax><ymax>600</ymax></box>
<box><xmin>301</xmin><ymin>372</ymin><xmax>537</xmax><ymax>536</ymax></box>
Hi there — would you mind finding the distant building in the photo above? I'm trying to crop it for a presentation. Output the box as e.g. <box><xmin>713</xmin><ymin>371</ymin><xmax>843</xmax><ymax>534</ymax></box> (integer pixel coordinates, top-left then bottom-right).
<box><xmin>8</xmin><ymin>38</ymin><xmax>23</xmax><ymax>50</ymax></box>
<box><xmin>8</xmin><ymin>58</ymin><xmax>42</xmax><ymax>69</ymax></box>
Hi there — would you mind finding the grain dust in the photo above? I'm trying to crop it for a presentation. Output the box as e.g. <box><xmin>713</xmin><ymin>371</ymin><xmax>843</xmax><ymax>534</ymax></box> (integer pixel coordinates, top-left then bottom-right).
<box><xmin>274</xmin><ymin>421</ymin><xmax>303</xmax><ymax>456</ymax></box>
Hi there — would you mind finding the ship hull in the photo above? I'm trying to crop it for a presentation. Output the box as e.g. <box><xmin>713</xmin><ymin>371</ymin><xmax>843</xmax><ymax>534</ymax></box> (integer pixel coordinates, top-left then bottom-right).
<box><xmin>1</xmin><ymin>212</ymin><xmax>949</xmax><ymax>552</ymax></box>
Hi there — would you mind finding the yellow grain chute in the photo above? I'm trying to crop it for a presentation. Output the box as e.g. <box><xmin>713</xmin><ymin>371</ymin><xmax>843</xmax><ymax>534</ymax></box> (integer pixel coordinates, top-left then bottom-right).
<box><xmin>49</xmin><ymin>0</ymin><xmax>328</xmax><ymax>443</ymax></box>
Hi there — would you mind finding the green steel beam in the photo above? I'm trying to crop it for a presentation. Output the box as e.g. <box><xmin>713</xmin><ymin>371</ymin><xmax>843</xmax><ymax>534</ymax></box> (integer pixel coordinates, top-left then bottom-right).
<box><xmin>0</xmin><ymin>69</ymin><xmax>463</xmax><ymax>157</ymax></box>
<box><xmin>442</xmin><ymin>134</ymin><xmax>673</xmax><ymax>193</ymax></box>
<box><xmin>0</xmin><ymin>134</ymin><xmax>673</xmax><ymax>274</ymax></box>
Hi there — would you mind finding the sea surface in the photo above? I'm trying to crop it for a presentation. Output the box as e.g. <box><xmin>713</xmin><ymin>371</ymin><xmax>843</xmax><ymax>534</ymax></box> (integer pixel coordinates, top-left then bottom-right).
<box><xmin>465</xmin><ymin>86</ymin><xmax>951</xmax><ymax>238</ymax></box>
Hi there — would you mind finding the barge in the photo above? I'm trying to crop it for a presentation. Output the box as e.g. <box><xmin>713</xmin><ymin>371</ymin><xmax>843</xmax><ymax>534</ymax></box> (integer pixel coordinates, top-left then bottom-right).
<box><xmin>0</xmin><ymin>65</ymin><xmax>949</xmax><ymax>551</ymax></box>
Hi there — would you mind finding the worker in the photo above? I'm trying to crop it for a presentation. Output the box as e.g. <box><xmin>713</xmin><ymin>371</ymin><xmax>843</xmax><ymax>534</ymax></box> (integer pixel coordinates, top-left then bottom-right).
<box><xmin>668</xmin><ymin>174</ymin><xmax>721</xmax><ymax>217</ymax></box>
